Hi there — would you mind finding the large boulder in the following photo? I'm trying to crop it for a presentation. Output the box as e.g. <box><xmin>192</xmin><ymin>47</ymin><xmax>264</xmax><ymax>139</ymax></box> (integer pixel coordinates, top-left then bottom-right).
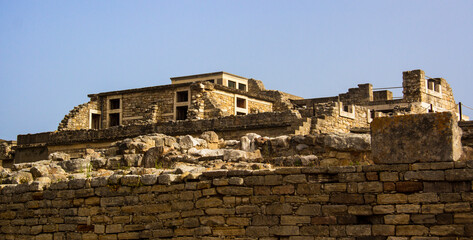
<box><xmin>200</xmin><ymin>131</ymin><xmax>219</xmax><ymax>143</ymax></box>
<box><xmin>324</xmin><ymin>133</ymin><xmax>371</xmax><ymax>152</ymax></box>
<box><xmin>371</xmin><ymin>112</ymin><xmax>462</xmax><ymax>163</ymax></box>
<box><xmin>179</xmin><ymin>135</ymin><xmax>201</xmax><ymax>150</ymax></box>
<box><xmin>58</xmin><ymin>158</ymin><xmax>91</xmax><ymax>173</ymax></box>
<box><xmin>49</xmin><ymin>152</ymin><xmax>70</xmax><ymax>161</ymax></box>
<box><xmin>142</xmin><ymin>146</ymin><xmax>174</xmax><ymax>168</ymax></box>
<box><xmin>11</xmin><ymin>171</ymin><xmax>34</xmax><ymax>184</ymax></box>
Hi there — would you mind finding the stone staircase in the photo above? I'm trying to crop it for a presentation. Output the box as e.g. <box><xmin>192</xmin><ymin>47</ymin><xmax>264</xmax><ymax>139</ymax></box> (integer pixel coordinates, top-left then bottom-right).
<box><xmin>288</xmin><ymin>117</ymin><xmax>312</xmax><ymax>135</ymax></box>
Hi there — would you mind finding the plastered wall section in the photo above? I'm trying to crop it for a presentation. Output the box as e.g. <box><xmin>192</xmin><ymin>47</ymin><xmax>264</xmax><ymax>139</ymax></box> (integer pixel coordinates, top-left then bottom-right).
<box><xmin>1</xmin><ymin>162</ymin><xmax>473</xmax><ymax>239</ymax></box>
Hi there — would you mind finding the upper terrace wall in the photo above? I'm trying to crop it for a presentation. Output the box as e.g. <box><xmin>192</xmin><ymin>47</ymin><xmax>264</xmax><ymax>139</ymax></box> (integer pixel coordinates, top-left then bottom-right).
<box><xmin>16</xmin><ymin>111</ymin><xmax>306</xmax><ymax>163</ymax></box>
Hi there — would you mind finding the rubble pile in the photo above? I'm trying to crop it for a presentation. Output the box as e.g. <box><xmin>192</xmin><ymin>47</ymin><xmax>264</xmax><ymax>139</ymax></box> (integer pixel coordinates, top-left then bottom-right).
<box><xmin>0</xmin><ymin>131</ymin><xmax>372</xmax><ymax>186</ymax></box>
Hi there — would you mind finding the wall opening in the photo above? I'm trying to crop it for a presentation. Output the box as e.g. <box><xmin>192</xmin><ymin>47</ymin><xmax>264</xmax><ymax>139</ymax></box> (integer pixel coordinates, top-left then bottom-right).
<box><xmin>237</xmin><ymin>98</ymin><xmax>246</xmax><ymax>109</ymax></box>
<box><xmin>91</xmin><ymin>114</ymin><xmax>101</xmax><ymax>130</ymax></box>
<box><xmin>176</xmin><ymin>106</ymin><xmax>188</xmax><ymax>120</ymax></box>
<box><xmin>176</xmin><ymin>91</ymin><xmax>189</xmax><ymax>102</ymax></box>
<box><xmin>238</xmin><ymin>83</ymin><xmax>247</xmax><ymax>91</ymax></box>
<box><xmin>109</xmin><ymin>99</ymin><xmax>120</xmax><ymax>110</ymax></box>
<box><xmin>109</xmin><ymin>113</ymin><xmax>120</xmax><ymax>127</ymax></box>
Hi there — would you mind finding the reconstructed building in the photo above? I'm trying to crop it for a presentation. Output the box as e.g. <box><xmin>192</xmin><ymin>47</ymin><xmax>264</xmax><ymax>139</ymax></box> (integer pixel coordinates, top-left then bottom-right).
<box><xmin>58</xmin><ymin>72</ymin><xmax>301</xmax><ymax>131</ymax></box>
<box><xmin>12</xmin><ymin>69</ymin><xmax>468</xmax><ymax>163</ymax></box>
<box><xmin>292</xmin><ymin>69</ymin><xmax>467</xmax><ymax>133</ymax></box>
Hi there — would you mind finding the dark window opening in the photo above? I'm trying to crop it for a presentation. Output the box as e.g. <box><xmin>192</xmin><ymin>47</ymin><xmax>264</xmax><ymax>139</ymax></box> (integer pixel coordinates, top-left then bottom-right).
<box><xmin>217</xmin><ymin>78</ymin><xmax>223</xmax><ymax>85</ymax></box>
<box><xmin>428</xmin><ymin>80</ymin><xmax>434</xmax><ymax>90</ymax></box>
<box><xmin>176</xmin><ymin>106</ymin><xmax>188</xmax><ymax>120</ymax></box>
<box><xmin>237</xmin><ymin>98</ymin><xmax>246</xmax><ymax>108</ymax></box>
<box><xmin>228</xmin><ymin>80</ymin><xmax>236</xmax><ymax>89</ymax></box>
<box><xmin>207</xmin><ymin>79</ymin><xmax>214</xmax><ymax>83</ymax></box>
<box><xmin>343</xmin><ymin>104</ymin><xmax>353</xmax><ymax>113</ymax></box>
<box><xmin>428</xmin><ymin>79</ymin><xmax>440</xmax><ymax>92</ymax></box>
<box><xmin>176</xmin><ymin>91</ymin><xmax>189</xmax><ymax>102</ymax></box>
<box><xmin>236</xmin><ymin>112</ymin><xmax>246</xmax><ymax>115</ymax></box>
<box><xmin>434</xmin><ymin>83</ymin><xmax>440</xmax><ymax>92</ymax></box>
<box><xmin>91</xmin><ymin>114</ymin><xmax>101</xmax><ymax>130</ymax></box>
<box><xmin>110</xmin><ymin>99</ymin><xmax>120</xmax><ymax>110</ymax></box>
<box><xmin>109</xmin><ymin>113</ymin><xmax>120</xmax><ymax>127</ymax></box>
<box><xmin>238</xmin><ymin>83</ymin><xmax>247</xmax><ymax>91</ymax></box>
<box><xmin>370</xmin><ymin>110</ymin><xmax>375</xmax><ymax>119</ymax></box>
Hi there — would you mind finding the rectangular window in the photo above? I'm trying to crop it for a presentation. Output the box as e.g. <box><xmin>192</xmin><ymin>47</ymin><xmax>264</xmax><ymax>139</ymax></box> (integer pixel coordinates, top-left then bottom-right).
<box><xmin>428</xmin><ymin>80</ymin><xmax>435</xmax><ymax>91</ymax></box>
<box><xmin>109</xmin><ymin>99</ymin><xmax>120</xmax><ymax>110</ymax></box>
<box><xmin>238</xmin><ymin>83</ymin><xmax>247</xmax><ymax>91</ymax></box>
<box><xmin>176</xmin><ymin>91</ymin><xmax>189</xmax><ymax>102</ymax></box>
<box><xmin>236</xmin><ymin>112</ymin><xmax>246</xmax><ymax>115</ymax></box>
<box><xmin>109</xmin><ymin>113</ymin><xmax>120</xmax><ymax>127</ymax></box>
<box><xmin>176</xmin><ymin>106</ymin><xmax>188</xmax><ymax>120</ymax></box>
<box><xmin>228</xmin><ymin>80</ymin><xmax>236</xmax><ymax>89</ymax></box>
<box><xmin>237</xmin><ymin>97</ymin><xmax>246</xmax><ymax>109</ymax></box>
<box><xmin>217</xmin><ymin>78</ymin><xmax>223</xmax><ymax>85</ymax></box>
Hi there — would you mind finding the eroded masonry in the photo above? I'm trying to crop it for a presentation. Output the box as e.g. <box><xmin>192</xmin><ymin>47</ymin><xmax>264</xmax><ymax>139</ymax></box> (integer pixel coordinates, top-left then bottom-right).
<box><xmin>1</xmin><ymin>112</ymin><xmax>473</xmax><ymax>239</ymax></box>
<box><xmin>6</xmin><ymin>69</ymin><xmax>469</xmax><ymax>165</ymax></box>
<box><xmin>1</xmin><ymin>69</ymin><xmax>473</xmax><ymax>239</ymax></box>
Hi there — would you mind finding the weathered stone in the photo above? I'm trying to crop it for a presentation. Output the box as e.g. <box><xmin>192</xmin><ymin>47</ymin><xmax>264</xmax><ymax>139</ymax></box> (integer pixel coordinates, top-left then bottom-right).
<box><xmin>179</xmin><ymin>135</ymin><xmax>200</xmax><ymax>150</ymax></box>
<box><xmin>200</xmin><ymin>131</ymin><xmax>219</xmax><ymax>143</ymax></box>
<box><xmin>11</xmin><ymin>171</ymin><xmax>34</xmax><ymax>184</ymax></box>
<box><xmin>384</xmin><ymin>214</ymin><xmax>410</xmax><ymax>224</ymax></box>
<box><xmin>296</xmin><ymin>204</ymin><xmax>321</xmax><ymax>216</ymax></box>
<box><xmin>266</xmin><ymin>203</ymin><xmax>292</xmax><ymax>215</ymax></box>
<box><xmin>58</xmin><ymin>159</ymin><xmax>90</xmax><ymax>173</ymax></box>
<box><xmin>195</xmin><ymin>197</ymin><xmax>223</xmax><ymax>208</ymax></box>
<box><xmin>49</xmin><ymin>152</ymin><xmax>70</xmax><ymax>161</ymax></box>
<box><xmin>371</xmin><ymin>112</ymin><xmax>462</xmax><ymax>164</ymax></box>
<box><xmin>395</xmin><ymin>225</ymin><xmax>429</xmax><ymax>236</ymax></box>
<box><xmin>216</xmin><ymin>186</ymin><xmax>253</xmax><ymax>195</ymax></box>
<box><xmin>346</xmin><ymin>225</ymin><xmax>371</xmax><ymax>236</ymax></box>
<box><xmin>246</xmin><ymin>226</ymin><xmax>269</xmax><ymax>237</ymax></box>
<box><xmin>270</xmin><ymin>226</ymin><xmax>299</xmax><ymax>236</ymax></box>
<box><xmin>324</xmin><ymin>133</ymin><xmax>371</xmax><ymax>151</ymax></box>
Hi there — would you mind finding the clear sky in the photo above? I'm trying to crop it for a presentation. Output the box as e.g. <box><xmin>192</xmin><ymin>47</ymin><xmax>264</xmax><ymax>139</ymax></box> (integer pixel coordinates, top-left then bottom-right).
<box><xmin>1</xmin><ymin>1</ymin><xmax>473</xmax><ymax>140</ymax></box>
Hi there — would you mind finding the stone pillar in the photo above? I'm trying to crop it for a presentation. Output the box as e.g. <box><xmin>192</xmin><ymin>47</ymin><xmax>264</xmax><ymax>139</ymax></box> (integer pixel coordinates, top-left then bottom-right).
<box><xmin>371</xmin><ymin>112</ymin><xmax>462</xmax><ymax>164</ymax></box>
<box><xmin>402</xmin><ymin>69</ymin><xmax>425</xmax><ymax>102</ymax></box>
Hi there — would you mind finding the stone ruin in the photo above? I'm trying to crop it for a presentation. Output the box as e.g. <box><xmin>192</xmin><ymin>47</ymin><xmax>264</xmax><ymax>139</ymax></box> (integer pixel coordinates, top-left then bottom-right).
<box><xmin>0</xmin><ymin>112</ymin><xmax>473</xmax><ymax>239</ymax></box>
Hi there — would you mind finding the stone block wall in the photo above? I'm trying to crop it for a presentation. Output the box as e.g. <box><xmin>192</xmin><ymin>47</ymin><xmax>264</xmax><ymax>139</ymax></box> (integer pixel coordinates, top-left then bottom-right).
<box><xmin>309</xmin><ymin>102</ymin><xmax>370</xmax><ymax>134</ymax></box>
<box><xmin>460</xmin><ymin>121</ymin><xmax>473</xmax><ymax>148</ymax></box>
<box><xmin>1</xmin><ymin>161</ymin><xmax>473</xmax><ymax>239</ymax></box>
<box><xmin>58</xmin><ymin>101</ymin><xmax>98</xmax><ymax>131</ymax></box>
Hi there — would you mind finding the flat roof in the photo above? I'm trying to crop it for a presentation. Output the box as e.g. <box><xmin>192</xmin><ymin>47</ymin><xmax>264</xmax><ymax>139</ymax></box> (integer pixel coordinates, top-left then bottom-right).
<box><xmin>170</xmin><ymin>71</ymin><xmax>248</xmax><ymax>81</ymax></box>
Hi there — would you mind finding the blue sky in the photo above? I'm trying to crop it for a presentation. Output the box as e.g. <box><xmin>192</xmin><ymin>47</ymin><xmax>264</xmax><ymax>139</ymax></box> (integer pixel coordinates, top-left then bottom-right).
<box><xmin>1</xmin><ymin>1</ymin><xmax>473</xmax><ymax>140</ymax></box>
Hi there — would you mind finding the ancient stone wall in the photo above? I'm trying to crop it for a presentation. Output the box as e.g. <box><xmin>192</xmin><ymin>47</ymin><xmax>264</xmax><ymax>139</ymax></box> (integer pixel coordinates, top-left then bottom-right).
<box><xmin>3</xmin><ymin>113</ymin><xmax>473</xmax><ymax>239</ymax></box>
<box><xmin>306</xmin><ymin>102</ymin><xmax>370</xmax><ymax>134</ymax></box>
<box><xmin>58</xmin><ymin>101</ymin><xmax>99</xmax><ymax>131</ymax></box>
<box><xmin>1</xmin><ymin>161</ymin><xmax>472</xmax><ymax>239</ymax></box>
<box><xmin>402</xmin><ymin>70</ymin><xmax>458</xmax><ymax>115</ymax></box>
<box><xmin>460</xmin><ymin>121</ymin><xmax>473</xmax><ymax>148</ymax></box>
<box><xmin>0</xmin><ymin>141</ymin><xmax>15</xmax><ymax>168</ymax></box>
<box><xmin>15</xmin><ymin>111</ymin><xmax>306</xmax><ymax>163</ymax></box>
